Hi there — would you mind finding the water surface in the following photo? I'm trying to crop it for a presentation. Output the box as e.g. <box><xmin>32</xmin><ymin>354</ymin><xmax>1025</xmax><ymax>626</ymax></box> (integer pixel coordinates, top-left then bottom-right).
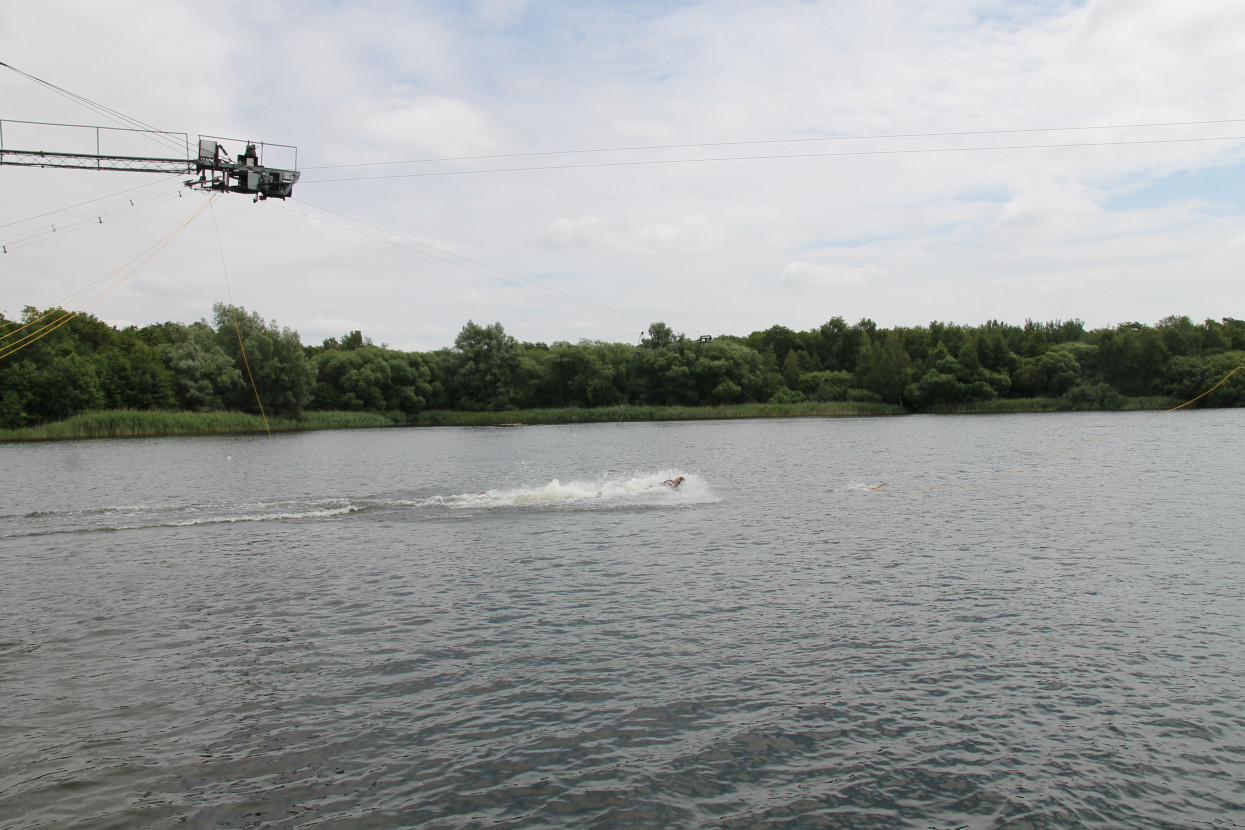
<box><xmin>2</xmin><ymin>412</ymin><xmax>1243</xmax><ymax>828</ymax></box>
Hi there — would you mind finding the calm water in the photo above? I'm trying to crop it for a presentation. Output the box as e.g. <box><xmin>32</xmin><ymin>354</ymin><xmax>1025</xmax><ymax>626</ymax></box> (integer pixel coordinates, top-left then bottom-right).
<box><xmin>2</xmin><ymin>412</ymin><xmax>1243</xmax><ymax>829</ymax></box>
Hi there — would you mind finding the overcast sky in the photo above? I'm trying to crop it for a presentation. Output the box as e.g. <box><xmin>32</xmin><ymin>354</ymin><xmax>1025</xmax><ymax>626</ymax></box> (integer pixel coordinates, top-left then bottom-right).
<box><xmin>3</xmin><ymin>0</ymin><xmax>1244</xmax><ymax>351</ymax></box>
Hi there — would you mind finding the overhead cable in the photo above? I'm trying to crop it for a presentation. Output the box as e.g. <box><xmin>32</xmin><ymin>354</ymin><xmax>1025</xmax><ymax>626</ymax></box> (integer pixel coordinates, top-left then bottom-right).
<box><xmin>300</xmin><ymin>118</ymin><xmax>1245</xmax><ymax>171</ymax></box>
<box><xmin>0</xmin><ymin>195</ymin><xmax>216</xmax><ymax>359</ymax></box>
<box><xmin>0</xmin><ymin>61</ymin><xmax>187</xmax><ymax>156</ymax></box>
<box><xmin>0</xmin><ymin>178</ymin><xmax>175</xmax><ymax>229</ymax></box>
<box><xmin>300</xmin><ymin>134</ymin><xmax>1245</xmax><ymax>184</ymax></box>
<box><xmin>281</xmin><ymin>200</ymin><xmax>652</xmax><ymax>331</ymax></box>
<box><xmin>0</xmin><ymin>181</ymin><xmax>189</xmax><ymax>252</ymax></box>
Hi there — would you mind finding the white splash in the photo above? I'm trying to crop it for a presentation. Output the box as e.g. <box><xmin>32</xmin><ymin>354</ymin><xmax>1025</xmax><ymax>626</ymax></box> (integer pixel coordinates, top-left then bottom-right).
<box><xmin>442</xmin><ymin>471</ymin><xmax>715</xmax><ymax>509</ymax></box>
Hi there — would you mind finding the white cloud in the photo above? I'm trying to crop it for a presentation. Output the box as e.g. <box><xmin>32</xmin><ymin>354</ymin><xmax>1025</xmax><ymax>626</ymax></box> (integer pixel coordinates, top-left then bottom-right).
<box><xmin>340</xmin><ymin>94</ymin><xmax>506</xmax><ymax>159</ymax></box>
<box><xmin>471</xmin><ymin>0</ymin><xmax>533</xmax><ymax>27</ymax></box>
<box><xmin>780</xmin><ymin>262</ymin><xmax>882</xmax><ymax>291</ymax></box>
<box><xmin>993</xmin><ymin>177</ymin><xmax>1106</xmax><ymax>238</ymax></box>
<box><xmin>635</xmin><ymin>213</ymin><xmax>720</xmax><ymax>253</ymax></box>
<box><xmin>3</xmin><ymin>0</ymin><xmax>1244</xmax><ymax>348</ymax></box>
<box><xmin>541</xmin><ymin>213</ymin><xmax>721</xmax><ymax>255</ymax></box>
<box><xmin>541</xmin><ymin>216</ymin><xmax>608</xmax><ymax>249</ymax></box>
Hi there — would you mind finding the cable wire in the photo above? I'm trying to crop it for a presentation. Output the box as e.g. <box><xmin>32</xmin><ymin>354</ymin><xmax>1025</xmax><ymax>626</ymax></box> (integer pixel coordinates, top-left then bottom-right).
<box><xmin>0</xmin><ymin>196</ymin><xmax>216</xmax><ymax>360</ymax></box>
<box><xmin>0</xmin><ymin>178</ymin><xmax>175</xmax><ymax>229</ymax></box>
<box><xmin>208</xmin><ymin>198</ymin><xmax>296</xmax><ymax>480</ymax></box>
<box><xmin>301</xmin><ymin>117</ymin><xmax>1245</xmax><ymax>171</ymax></box>
<box><xmin>281</xmin><ymin>200</ymin><xmax>653</xmax><ymax>332</ymax></box>
<box><xmin>1</xmin><ymin>181</ymin><xmax>189</xmax><ymax>252</ymax></box>
<box><xmin>300</xmin><ymin>134</ymin><xmax>1245</xmax><ymax>184</ymax></box>
<box><xmin>0</xmin><ymin>62</ymin><xmax>187</xmax><ymax>156</ymax></box>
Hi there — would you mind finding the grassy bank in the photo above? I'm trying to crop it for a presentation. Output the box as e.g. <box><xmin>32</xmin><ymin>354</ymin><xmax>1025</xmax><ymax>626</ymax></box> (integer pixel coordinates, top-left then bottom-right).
<box><xmin>0</xmin><ymin>402</ymin><xmax>900</xmax><ymax>441</ymax></box>
<box><xmin>0</xmin><ymin>396</ymin><xmax>1186</xmax><ymax>441</ymax></box>
<box><xmin>923</xmin><ymin>395</ymin><xmax>1181</xmax><ymax>414</ymax></box>
<box><xmin>411</xmin><ymin>400</ymin><xmax>903</xmax><ymax>426</ymax></box>
<box><xmin>0</xmin><ymin>409</ymin><xmax>402</xmax><ymax>441</ymax></box>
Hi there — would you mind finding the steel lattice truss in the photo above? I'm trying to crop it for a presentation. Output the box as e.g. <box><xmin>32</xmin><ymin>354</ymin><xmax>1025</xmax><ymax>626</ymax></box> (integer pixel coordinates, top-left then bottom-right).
<box><xmin>0</xmin><ymin>148</ymin><xmax>194</xmax><ymax>174</ymax></box>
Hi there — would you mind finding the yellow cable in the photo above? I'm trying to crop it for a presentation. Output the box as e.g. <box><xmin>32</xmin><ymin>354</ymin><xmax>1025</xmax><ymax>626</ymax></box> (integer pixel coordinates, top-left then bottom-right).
<box><xmin>1</xmin><ymin>247</ymin><xmax>154</xmax><ymax>344</ymax></box>
<box><xmin>0</xmin><ymin>198</ymin><xmax>215</xmax><ymax>360</ymax></box>
<box><xmin>1</xmin><ymin>250</ymin><xmax>150</xmax><ymax>346</ymax></box>
<box><xmin>3</xmin><ymin>203</ymin><xmax>206</xmax><ymax>347</ymax></box>
<box><xmin>0</xmin><ymin>309</ymin><xmax>78</xmax><ymax>359</ymax></box>
<box><xmin>871</xmin><ymin>365</ymin><xmax>1245</xmax><ymax>492</ymax></box>
<box><xmin>207</xmin><ymin>199</ymin><xmax>297</xmax><ymax>480</ymax></box>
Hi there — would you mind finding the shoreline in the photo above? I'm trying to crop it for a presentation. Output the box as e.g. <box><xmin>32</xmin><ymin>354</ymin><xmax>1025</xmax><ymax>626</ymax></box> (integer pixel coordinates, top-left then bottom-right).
<box><xmin>0</xmin><ymin>397</ymin><xmax>1188</xmax><ymax>442</ymax></box>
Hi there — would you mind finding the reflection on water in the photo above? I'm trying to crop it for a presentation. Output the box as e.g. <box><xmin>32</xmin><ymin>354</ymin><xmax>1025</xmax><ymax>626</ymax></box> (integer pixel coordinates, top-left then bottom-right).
<box><xmin>1</xmin><ymin>412</ymin><xmax>1243</xmax><ymax>828</ymax></box>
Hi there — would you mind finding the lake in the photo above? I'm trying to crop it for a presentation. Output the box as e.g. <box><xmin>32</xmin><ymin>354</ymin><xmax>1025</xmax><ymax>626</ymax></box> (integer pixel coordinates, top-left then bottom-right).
<box><xmin>2</xmin><ymin>411</ymin><xmax>1243</xmax><ymax>829</ymax></box>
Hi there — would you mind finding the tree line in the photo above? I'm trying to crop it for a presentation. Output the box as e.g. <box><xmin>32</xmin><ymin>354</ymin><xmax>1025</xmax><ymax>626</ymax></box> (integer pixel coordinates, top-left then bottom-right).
<box><xmin>2</xmin><ymin>303</ymin><xmax>1244</xmax><ymax>429</ymax></box>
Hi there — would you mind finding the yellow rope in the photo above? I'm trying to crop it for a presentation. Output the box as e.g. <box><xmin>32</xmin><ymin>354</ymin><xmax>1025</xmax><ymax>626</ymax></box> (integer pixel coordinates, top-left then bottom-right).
<box><xmin>207</xmin><ymin>200</ymin><xmax>296</xmax><ymax>479</ymax></box>
<box><xmin>0</xmin><ymin>309</ymin><xmax>79</xmax><ymax>360</ymax></box>
<box><xmin>0</xmin><ymin>246</ymin><xmax>160</xmax><ymax>346</ymax></box>
<box><xmin>871</xmin><ymin>365</ymin><xmax>1245</xmax><ymax>492</ymax></box>
<box><xmin>0</xmin><ymin>197</ymin><xmax>216</xmax><ymax>360</ymax></box>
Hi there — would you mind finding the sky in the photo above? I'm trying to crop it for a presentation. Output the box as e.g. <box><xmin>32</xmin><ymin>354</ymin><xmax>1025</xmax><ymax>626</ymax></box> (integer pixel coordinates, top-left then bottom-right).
<box><xmin>3</xmin><ymin>0</ymin><xmax>1244</xmax><ymax>352</ymax></box>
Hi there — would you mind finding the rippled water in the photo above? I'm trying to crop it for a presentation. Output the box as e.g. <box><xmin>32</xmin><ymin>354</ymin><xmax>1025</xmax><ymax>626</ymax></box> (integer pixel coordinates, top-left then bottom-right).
<box><xmin>2</xmin><ymin>412</ymin><xmax>1243</xmax><ymax>829</ymax></box>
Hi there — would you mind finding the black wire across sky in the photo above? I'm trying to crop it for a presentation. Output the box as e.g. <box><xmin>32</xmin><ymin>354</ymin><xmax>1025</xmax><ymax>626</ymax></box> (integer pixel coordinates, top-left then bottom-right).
<box><xmin>296</xmin><ymin>119</ymin><xmax>1245</xmax><ymax>183</ymax></box>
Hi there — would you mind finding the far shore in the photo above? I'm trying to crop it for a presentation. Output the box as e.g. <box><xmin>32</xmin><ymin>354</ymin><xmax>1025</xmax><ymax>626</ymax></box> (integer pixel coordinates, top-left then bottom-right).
<box><xmin>0</xmin><ymin>396</ymin><xmax>1188</xmax><ymax>442</ymax></box>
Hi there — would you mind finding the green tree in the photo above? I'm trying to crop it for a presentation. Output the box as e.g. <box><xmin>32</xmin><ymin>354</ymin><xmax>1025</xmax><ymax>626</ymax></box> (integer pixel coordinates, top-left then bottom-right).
<box><xmin>311</xmin><ymin>346</ymin><xmax>432</xmax><ymax>414</ymax></box>
<box><xmin>450</xmin><ymin>320</ymin><xmax>523</xmax><ymax>411</ymax></box>
<box><xmin>213</xmin><ymin>303</ymin><xmax>316</xmax><ymax>417</ymax></box>
<box><xmin>689</xmin><ymin>339</ymin><xmax>768</xmax><ymax>405</ymax></box>
<box><xmin>903</xmin><ymin>341</ymin><xmax>1005</xmax><ymax>409</ymax></box>
<box><xmin>341</xmin><ymin>329</ymin><xmax>369</xmax><ymax>350</ymax></box>
<box><xmin>0</xmin><ymin>359</ymin><xmax>40</xmax><ymax>428</ymax></box>
<box><xmin>633</xmin><ymin>346</ymin><xmax>696</xmax><ymax>405</ymax></box>
<box><xmin>746</xmin><ymin>325</ymin><xmax>798</xmax><ymax>363</ymax></box>
<box><xmin>99</xmin><ymin>331</ymin><xmax>177</xmax><ymax>410</ymax></box>
<box><xmin>904</xmin><ymin>366</ymin><xmax>963</xmax><ymax>409</ymax></box>
<box><xmin>539</xmin><ymin>340</ymin><xmax>633</xmax><ymax>408</ymax></box>
<box><xmin>1094</xmin><ymin>326</ymin><xmax>1168</xmax><ymax>395</ymax></box>
<box><xmin>1156</xmin><ymin>315</ymin><xmax>1200</xmax><ymax>358</ymax></box>
<box><xmin>1201</xmin><ymin>352</ymin><xmax>1245</xmax><ymax>406</ymax></box>
<box><xmin>163</xmin><ymin>322</ymin><xmax>243</xmax><ymax>411</ymax></box>
<box><xmin>35</xmin><ymin>353</ymin><xmax>104</xmax><ymax>421</ymax></box>
<box><xmin>798</xmin><ymin>370</ymin><xmax>853</xmax><ymax>402</ymax></box>
<box><xmin>855</xmin><ymin>330</ymin><xmax>912</xmax><ymax>405</ymax></box>
<box><xmin>1163</xmin><ymin>351</ymin><xmax>1245</xmax><ymax>407</ymax></box>
<box><xmin>1062</xmin><ymin>382</ymin><xmax>1124</xmax><ymax>410</ymax></box>
<box><xmin>813</xmin><ymin>316</ymin><xmax>855</xmax><ymax>371</ymax></box>
<box><xmin>1220</xmin><ymin>318</ymin><xmax>1245</xmax><ymax>351</ymax></box>
<box><xmin>758</xmin><ymin>348</ymin><xmax>783</xmax><ymax>401</ymax></box>
<box><xmin>781</xmin><ymin>348</ymin><xmax>802</xmax><ymax>390</ymax></box>
<box><xmin>1011</xmin><ymin>345</ymin><xmax>1083</xmax><ymax>397</ymax></box>
<box><xmin>642</xmin><ymin>322</ymin><xmax>679</xmax><ymax>349</ymax></box>
<box><xmin>975</xmin><ymin>327</ymin><xmax>1020</xmax><ymax>375</ymax></box>
<box><xmin>420</xmin><ymin>350</ymin><xmax>454</xmax><ymax>409</ymax></box>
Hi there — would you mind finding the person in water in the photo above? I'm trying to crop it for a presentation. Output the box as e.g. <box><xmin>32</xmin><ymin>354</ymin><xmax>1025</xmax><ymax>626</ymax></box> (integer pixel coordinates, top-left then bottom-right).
<box><xmin>663</xmin><ymin>476</ymin><xmax>684</xmax><ymax>489</ymax></box>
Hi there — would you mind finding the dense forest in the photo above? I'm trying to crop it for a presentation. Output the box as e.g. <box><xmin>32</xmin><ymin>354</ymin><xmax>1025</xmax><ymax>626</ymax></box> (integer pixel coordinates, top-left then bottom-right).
<box><xmin>2</xmin><ymin>302</ymin><xmax>1244</xmax><ymax>429</ymax></box>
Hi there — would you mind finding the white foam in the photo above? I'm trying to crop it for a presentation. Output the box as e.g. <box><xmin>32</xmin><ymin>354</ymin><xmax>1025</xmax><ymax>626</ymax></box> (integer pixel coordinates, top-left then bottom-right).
<box><xmin>442</xmin><ymin>471</ymin><xmax>715</xmax><ymax>509</ymax></box>
<box><xmin>4</xmin><ymin>473</ymin><xmax>714</xmax><ymax>537</ymax></box>
<box><xmin>5</xmin><ymin>499</ymin><xmax>365</xmax><ymax>537</ymax></box>
<box><xmin>162</xmin><ymin>504</ymin><xmax>359</xmax><ymax>527</ymax></box>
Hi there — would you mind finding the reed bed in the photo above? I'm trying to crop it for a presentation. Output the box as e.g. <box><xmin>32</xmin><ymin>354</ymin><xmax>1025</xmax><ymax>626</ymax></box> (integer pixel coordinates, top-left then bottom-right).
<box><xmin>412</xmin><ymin>400</ymin><xmax>902</xmax><ymax>426</ymax></box>
<box><xmin>924</xmin><ymin>398</ymin><xmax>1066</xmax><ymax>414</ymax></box>
<box><xmin>10</xmin><ymin>396</ymin><xmax>1183</xmax><ymax>442</ymax></box>
<box><xmin>0</xmin><ymin>410</ymin><xmax>402</xmax><ymax>441</ymax></box>
<box><xmin>1</xmin><ymin>403</ymin><xmax>904</xmax><ymax>441</ymax></box>
<box><xmin>925</xmin><ymin>396</ymin><xmax>1181</xmax><ymax>415</ymax></box>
